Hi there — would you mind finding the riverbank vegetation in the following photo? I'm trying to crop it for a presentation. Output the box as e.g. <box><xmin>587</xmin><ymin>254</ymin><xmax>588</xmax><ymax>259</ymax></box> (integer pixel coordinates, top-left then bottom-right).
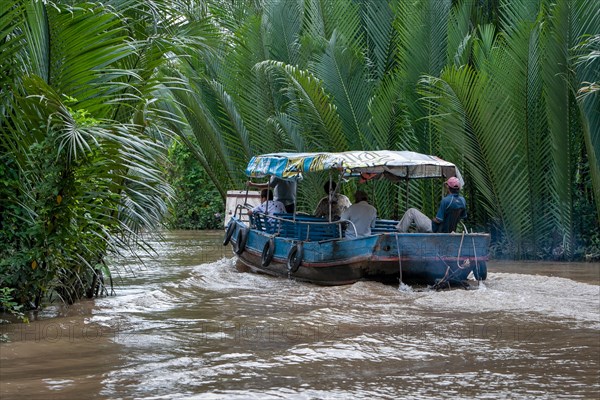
<box><xmin>166</xmin><ymin>140</ymin><xmax>223</xmax><ymax>230</ymax></box>
<box><xmin>1</xmin><ymin>0</ymin><xmax>598</xmax><ymax>308</ymax></box>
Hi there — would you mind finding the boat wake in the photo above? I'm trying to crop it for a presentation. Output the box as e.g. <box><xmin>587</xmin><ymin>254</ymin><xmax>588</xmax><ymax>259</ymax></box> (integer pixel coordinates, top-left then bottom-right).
<box><xmin>183</xmin><ymin>259</ymin><xmax>600</xmax><ymax>330</ymax></box>
<box><xmin>89</xmin><ymin>246</ymin><xmax>598</xmax><ymax>400</ymax></box>
<box><xmin>413</xmin><ymin>272</ymin><xmax>600</xmax><ymax>329</ymax></box>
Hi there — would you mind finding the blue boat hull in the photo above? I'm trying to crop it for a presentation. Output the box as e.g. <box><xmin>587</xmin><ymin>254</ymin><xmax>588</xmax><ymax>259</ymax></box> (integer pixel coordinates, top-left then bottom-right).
<box><xmin>226</xmin><ymin>218</ymin><xmax>490</xmax><ymax>286</ymax></box>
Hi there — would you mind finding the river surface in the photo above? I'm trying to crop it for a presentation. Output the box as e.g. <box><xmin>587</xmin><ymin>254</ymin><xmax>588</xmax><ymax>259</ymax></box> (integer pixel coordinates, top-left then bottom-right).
<box><xmin>1</xmin><ymin>230</ymin><xmax>599</xmax><ymax>399</ymax></box>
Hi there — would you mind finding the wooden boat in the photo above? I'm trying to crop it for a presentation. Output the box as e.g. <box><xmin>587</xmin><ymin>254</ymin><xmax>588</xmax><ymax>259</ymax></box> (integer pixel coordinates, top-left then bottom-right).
<box><xmin>224</xmin><ymin>151</ymin><xmax>490</xmax><ymax>287</ymax></box>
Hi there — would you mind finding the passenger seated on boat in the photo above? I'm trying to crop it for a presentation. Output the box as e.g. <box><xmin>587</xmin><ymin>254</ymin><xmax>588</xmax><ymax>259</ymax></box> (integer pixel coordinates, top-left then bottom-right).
<box><xmin>396</xmin><ymin>177</ymin><xmax>467</xmax><ymax>233</ymax></box>
<box><xmin>313</xmin><ymin>181</ymin><xmax>352</xmax><ymax>220</ymax></box>
<box><xmin>247</xmin><ymin>176</ymin><xmax>299</xmax><ymax>213</ymax></box>
<box><xmin>248</xmin><ymin>189</ymin><xmax>286</xmax><ymax>225</ymax></box>
<box><xmin>340</xmin><ymin>190</ymin><xmax>377</xmax><ymax>239</ymax></box>
<box><xmin>434</xmin><ymin>207</ymin><xmax>466</xmax><ymax>233</ymax></box>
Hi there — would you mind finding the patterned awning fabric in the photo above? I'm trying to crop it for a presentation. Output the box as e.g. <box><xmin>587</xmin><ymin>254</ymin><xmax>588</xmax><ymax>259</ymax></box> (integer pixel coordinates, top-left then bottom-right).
<box><xmin>245</xmin><ymin>150</ymin><xmax>462</xmax><ymax>184</ymax></box>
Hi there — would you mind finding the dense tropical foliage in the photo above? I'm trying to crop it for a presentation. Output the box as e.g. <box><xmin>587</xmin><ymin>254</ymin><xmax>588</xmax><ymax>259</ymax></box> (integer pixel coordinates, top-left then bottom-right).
<box><xmin>1</xmin><ymin>0</ymin><xmax>598</xmax><ymax>308</ymax></box>
<box><xmin>0</xmin><ymin>0</ymin><xmax>213</xmax><ymax>307</ymax></box>
<box><xmin>166</xmin><ymin>140</ymin><xmax>223</xmax><ymax>230</ymax></box>
<box><xmin>171</xmin><ymin>0</ymin><xmax>598</xmax><ymax>259</ymax></box>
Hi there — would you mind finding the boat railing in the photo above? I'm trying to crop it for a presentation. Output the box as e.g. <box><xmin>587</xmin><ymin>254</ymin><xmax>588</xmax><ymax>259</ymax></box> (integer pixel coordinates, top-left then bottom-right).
<box><xmin>233</xmin><ymin>203</ymin><xmax>252</xmax><ymax>222</ymax></box>
<box><xmin>239</xmin><ymin>203</ymin><xmax>477</xmax><ymax>239</ymax></box>
<box><xmin>240</xmin><ymin>205</ymin><xmax>403</xmax><ymax>240</ymax></box>
<box><xmin>248</xmin><ymin>211</ymin><xmax>346</xmax><ymax>241</ymax></box>
<box><xmin>372</xmin><ymin>219</ymin><xmax>399</xmax><ymax>233</ymax></box>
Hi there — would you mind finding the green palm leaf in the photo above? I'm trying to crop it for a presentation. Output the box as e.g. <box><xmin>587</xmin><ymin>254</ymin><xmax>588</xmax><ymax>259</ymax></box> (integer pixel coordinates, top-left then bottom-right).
<box><xmin>264</xmin><ymin>0</ymin><xmax>303</xmax><ymax>65</ymax></box>
<box><xmin>255</xmin><ymin>60</ymin><xmax>345</xmax><ymax>151</ymax></box>
<box><xmin>572</xmin><ymin>12</ymin><xmax>600</xmax><ymax>221</ymax></box>
<box><xmin>494</xmin><ymin>1</ymin><xmax>553</xmax><ymax>248</ymax></box>
<box><xmin>421</xmin><ymin>65</ymin><xmax>531</xmax><ymax>250</ymax></box>
<box><xmin>311</xmin><ymin>31</ymin><xmax>372</xmax><ymax>149</ymax></box>
<box><xmin>369</xmin><ymin>70</ymin><xmax>417</xmax><ymax>151</ymax></box>
<box><xmin>1</xmin><ymin>0</ymin><xmax>183</xmax><ymax>306</ymax></box>
<box><xmin>358</xmin><ymin>0</ymin><xmax>395</xmax><ymax>80</ymax></box>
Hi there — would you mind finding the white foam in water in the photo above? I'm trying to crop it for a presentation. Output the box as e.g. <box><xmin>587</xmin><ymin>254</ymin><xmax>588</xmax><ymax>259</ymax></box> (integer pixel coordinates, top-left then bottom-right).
<box><xmin>185</xmin><ymin>258</ymin><xmax>600</xmax><ymax>328</ymax></box>
<box><xmin>186</xmin><ymin>257</ymin><xmax>300</xmax><ymax>293</ymax></box>
<box><xmin>96</xmin><ymin>288</ymin><xmax>179</xmax><ymax>314</ymax></box>
<box><xmin>43</xmin><ymin>379</ymin><xmax>74</xmax><ymax>390</ymax></box>
<box><xmin>414</xmin><ymin>272</ymin><xmax>600</xmax><ymax>328</ymax></box>
<box><xmin>181</xmin><ymin>257</ymin><xmax>600</xmax><ymax>330</ymax></box>
<box><xmin>89</xmin><ymin>248</ymin><xmax>598</xmax><ymax>400</ymax></box>
<box><xmin>398</xmin><ymin>282</ymin><xmax>414</xmax><ymax>292</ymax></box>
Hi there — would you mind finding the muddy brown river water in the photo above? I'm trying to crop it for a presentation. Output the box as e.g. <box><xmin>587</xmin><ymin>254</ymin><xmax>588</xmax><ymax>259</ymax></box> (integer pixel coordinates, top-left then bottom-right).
<box><xmin>1</xmin><ymin>230</ymin><xmax>599</xmax><ymax>399</ymax></box>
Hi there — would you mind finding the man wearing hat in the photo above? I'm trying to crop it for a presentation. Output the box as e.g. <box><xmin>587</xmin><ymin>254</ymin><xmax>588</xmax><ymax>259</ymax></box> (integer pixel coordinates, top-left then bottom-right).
<box><xmin>396</xmin><ymin>177</ymin><xmax>466</xmax><ymax>233</ymax></box>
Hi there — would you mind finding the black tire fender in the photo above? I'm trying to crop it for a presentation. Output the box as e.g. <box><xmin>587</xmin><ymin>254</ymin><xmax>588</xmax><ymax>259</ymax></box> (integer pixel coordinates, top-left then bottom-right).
<box><xmin>233</xmin><ymin>227</ymin><xmax>248</xmax><ymax>255</ymax></box>
<box><xmin>473</xmin><ymin>261</ymin><xmax>487</xmax><ymax>281</ymax></box>
<box><xmin>287</xmin><ymin>242</ymin><xmax>303</xmax><ymax>273</ymax></box>
<box><xmin>223</xmin><ymin>220</ymin><xmax>236</xmax><ymax>246</ymax></box>
<box><xmin>261</xmin><ymin>237</ymin><xmax>275</xmax><ymax>267</ymax></box>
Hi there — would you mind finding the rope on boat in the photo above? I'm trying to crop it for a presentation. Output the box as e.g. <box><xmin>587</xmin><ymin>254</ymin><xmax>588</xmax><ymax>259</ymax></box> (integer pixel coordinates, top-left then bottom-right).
<box><xmin>432</xmin><ymin>230</ymin><xmax>470</xmax><ymax>290</ymax></box>
<box><xmin>432</xmin><ymin>255</ymin><xmax>452</xmax><ymax>290</ymax></box>
<box><xmin>395</xmin><ymin>234</ymin><xmax>403</xmax><ymax>285</ymax></box>
<box><xmin>456</xmin><ymin>229</ymin><xmax>465</xmax><ymax>268</ymax></box>
<box><xmin>471</xmin><ymin>229</ymin><xmax>478</xmax><ymax>275</ymax></box>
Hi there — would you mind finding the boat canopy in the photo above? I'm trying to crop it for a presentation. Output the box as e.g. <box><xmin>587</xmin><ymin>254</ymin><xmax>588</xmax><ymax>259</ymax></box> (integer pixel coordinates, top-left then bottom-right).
<box><xmin>246</xmin><ymin>150</ymin><xmax>462</xmax><ymax>184</ymax></box>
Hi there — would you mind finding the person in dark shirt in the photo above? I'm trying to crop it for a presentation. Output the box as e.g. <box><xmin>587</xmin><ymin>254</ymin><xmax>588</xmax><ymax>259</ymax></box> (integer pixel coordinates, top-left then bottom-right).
<box><xmin>396</xmin><ymin>177</ymin><xmax>466</xmax><ymax>233</ymax></box>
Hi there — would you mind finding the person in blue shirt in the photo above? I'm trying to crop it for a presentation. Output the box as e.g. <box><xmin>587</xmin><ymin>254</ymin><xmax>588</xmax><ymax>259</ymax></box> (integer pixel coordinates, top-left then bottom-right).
<box><xmin>396</xmin><ymin>177</ymin><xmax>466</xmax><ymax>233</ymax></box>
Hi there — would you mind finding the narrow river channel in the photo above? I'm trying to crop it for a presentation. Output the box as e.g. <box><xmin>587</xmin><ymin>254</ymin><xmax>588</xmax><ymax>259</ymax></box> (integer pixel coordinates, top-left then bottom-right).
<box><xmin>1</xmin><ymin>230</ymin><xmax>599</xmax><ymax>399</ymax></box>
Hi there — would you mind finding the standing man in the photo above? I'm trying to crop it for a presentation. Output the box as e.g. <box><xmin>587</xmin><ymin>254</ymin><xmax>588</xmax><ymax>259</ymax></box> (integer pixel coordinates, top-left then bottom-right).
<box><xmin>247</xmin><ymin>176</ymin><xmax>298</xmax><ymax>213</ymax></box>
<box><xmin>340</xmin><ymin>190</ymin><xmax>377</xmax><ymax>239</ymax></box>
